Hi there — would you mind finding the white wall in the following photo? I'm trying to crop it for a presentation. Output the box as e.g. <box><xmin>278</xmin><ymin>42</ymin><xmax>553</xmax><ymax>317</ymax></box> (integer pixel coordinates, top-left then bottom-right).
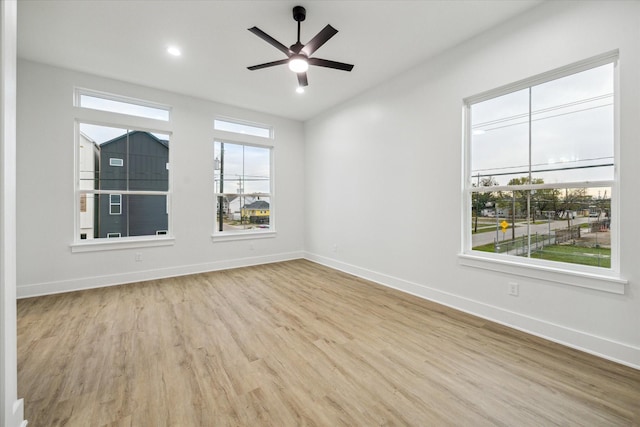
<box><xmin>16</xmin><ymin>60</ymin><xmax>305</xmax><ymax>297</ymax></box>
<box><xmin>305</xmin><ymin>1</ymin><xmax>640</xmax><ymax>368</ymax></box>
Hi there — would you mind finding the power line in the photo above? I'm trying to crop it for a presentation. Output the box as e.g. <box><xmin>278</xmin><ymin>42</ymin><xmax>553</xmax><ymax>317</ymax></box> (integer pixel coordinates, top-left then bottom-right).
<box><xmin>472</xmin><ymin>93</ymin><xmax>613</xmax><ymax>131</ymax></box>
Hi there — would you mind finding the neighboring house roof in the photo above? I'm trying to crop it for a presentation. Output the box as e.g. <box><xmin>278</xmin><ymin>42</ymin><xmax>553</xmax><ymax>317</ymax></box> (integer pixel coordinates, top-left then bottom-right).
<box><xmin>243</xmin><ymin>200</ymin><xmax>269</xmax><ymax>209</ymax></box>
<box><xmin>100</xmin><ymin>130</ymin><xmax>169</xmax><ymax>148</ymax></box>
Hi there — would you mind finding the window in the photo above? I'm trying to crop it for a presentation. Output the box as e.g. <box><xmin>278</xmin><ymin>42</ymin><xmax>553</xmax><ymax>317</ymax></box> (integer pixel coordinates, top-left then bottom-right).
<box><xmin>77</xmin><ymin>123</ymin><xmax>170</xmax><ymax>240</ymax></box>
<box><xmin>76</xmin><ymin>89</ymin><xmax>170</xmax><ymax>121</ymax></box>
<box><xmin>214</xmin><ymin>141</ymin><xmax>272</xmax><ymax>234</ymax></box>
<box><xmin>109</xmin><ymin>194</ymin><xmax>122</xmax><ymax>215</ymax></box>
<box><xmin>464</xmin><ymin>54</ymin><xmax>617</xmax><ymax>276</ymax></box>
<box><xmin>214</xmin><ymin>118</ymin><xmax>272</xmax><ymax>139</ymax></box>
<box><xmin>109</xmin><ymin>158</ymin><xmax>123</xmax><ymax>167</ymax></box>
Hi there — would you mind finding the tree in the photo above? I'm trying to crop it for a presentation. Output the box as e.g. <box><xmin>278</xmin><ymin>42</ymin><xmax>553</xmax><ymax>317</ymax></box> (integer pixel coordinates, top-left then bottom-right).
<box><xmin>562</xmin><ymin>188</ymin><xmax>593</xmax><ymax>228</ymax></box>
<box><xmin>472</xmin><ymin>176</ymin><xmax>498</xmax><ymax>232</ymax></box>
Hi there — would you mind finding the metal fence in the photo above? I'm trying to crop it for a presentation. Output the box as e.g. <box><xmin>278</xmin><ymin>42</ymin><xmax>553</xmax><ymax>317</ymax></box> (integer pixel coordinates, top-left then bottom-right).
<box><xmin>494</xmin><ymin>233</ymin><xmax>555</xmax><ymax>256</ymax></box>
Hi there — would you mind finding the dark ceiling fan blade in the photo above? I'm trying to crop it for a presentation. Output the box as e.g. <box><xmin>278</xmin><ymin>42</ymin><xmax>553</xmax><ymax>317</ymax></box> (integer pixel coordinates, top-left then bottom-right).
<box><xmin>301</xmin><ymin>24</ymin><xmax>338</xmax><ymax>56</ymax></box>
<box><xmin>308</xmin><ymin>57</ymin><xmax>354</xmax><ymax>72</ymax></box>
<box><xmin>248</xmin><ymin>27</ymin><xmax>292</xmax><ymax>57</ymax></box>
<box><xmin>297</xmin><ymin>72</ymin><xmax>308</xmax><ymax>87</ymax></box>
<box><xmin>247</xmin><ymin>58</ymin><xmax>290</xmax><ymax>71</ymax></box>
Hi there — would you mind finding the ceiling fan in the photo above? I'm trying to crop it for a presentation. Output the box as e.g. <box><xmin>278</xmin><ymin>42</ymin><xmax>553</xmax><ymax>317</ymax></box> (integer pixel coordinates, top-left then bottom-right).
<box><xmin>247</xmin><ymin>5</ymin><xmax>354</xmax><ymax>88</ymax></box>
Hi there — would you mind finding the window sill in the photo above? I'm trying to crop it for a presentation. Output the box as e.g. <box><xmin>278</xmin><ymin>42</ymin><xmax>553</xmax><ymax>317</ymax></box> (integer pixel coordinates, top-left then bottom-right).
<box><xmin>458</xmin><ymin>252</ymin><xmax>627</xmax><ymax>294</ymax></box>
<box><xmin>211</xmin><ymin>230</ymin><xmax>276</xmax><ymax>242</ymax></box>
<box><xmin>71</xmin><ymin>236</ymin><xmax>175</xmax><ymax>253</ymax></box>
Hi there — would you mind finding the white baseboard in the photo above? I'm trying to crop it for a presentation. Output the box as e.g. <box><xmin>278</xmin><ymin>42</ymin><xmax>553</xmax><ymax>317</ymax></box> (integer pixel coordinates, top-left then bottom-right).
<box><xmin>17</xmin><ymin>251</ymin><xmax>304</xmax><ymax>299</ymax></box>
<box><xmin>304</xmin><ymin>252</ymin><xmax>640</xmax><ymax>371</ymax></box>
<box><xmin>7</xmin><ymin>399</ymin><xmax>26</xmax><ymax>427</ymax></box>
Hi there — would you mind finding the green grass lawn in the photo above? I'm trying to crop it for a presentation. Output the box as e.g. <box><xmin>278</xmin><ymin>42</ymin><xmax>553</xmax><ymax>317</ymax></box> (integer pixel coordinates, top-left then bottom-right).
<box><xmin>472</xmin><ymin>242</ymin><xmax>611</xmax><ymax>268</ymax></box>
<box><xmin>530</xmin><ymin>244</ymin><xmax>610</xmax><ymax>268</ymax></box>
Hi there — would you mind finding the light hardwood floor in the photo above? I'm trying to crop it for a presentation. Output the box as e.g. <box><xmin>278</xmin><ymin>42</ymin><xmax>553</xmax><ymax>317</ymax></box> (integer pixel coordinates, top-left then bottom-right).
<box><xmin>17</xmin><ymin>260</ymin><xmax>640</xmax><ymax>426</ymax></box>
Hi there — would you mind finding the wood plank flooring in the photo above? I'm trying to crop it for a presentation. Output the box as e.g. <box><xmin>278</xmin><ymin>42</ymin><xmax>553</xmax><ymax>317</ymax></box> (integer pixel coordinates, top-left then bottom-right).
<box><xmin>17</xmin><ymin>260</ymin><xmax>640</xmax><ymax>426</ymax></box>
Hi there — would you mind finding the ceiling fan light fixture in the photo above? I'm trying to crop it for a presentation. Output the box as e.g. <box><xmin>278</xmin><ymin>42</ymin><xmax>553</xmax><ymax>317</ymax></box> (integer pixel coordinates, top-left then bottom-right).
<box><xmin>288</xmin><ymin>55</ymin><xmax>309</xmax><ymax>73</ymax></box>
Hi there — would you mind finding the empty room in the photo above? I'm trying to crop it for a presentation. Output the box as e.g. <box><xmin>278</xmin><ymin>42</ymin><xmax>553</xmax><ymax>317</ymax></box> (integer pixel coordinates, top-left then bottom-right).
<box><xmin>1</xmin><ymin>1</ymin><xmax>639</xmax><ymax>426</ymax></box>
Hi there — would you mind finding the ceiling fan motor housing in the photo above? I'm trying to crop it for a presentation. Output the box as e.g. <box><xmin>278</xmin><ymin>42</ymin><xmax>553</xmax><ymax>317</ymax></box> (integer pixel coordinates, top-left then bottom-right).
<box><xmin>293</xmin><ymin>6</ymin><xmax>306</xmax><ymax>22</ymax></box>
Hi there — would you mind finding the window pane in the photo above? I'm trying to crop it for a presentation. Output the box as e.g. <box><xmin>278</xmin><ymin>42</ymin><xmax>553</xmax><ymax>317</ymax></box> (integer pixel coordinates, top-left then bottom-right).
<box><xmin>80</xmin><ymin>124</ymin><xmax>128</xmax><ymax>190</ymax></box>
<box><xmin>216</xmin><ymin>195</ymin><xmax>270</xmax><ymax>231</ymax></box>
<box><xmin>214</xmin><ymin>140</ymin><xmax>272</xmax><ymax>234</ymax></box>
<box><xmin>531</xmin><ymin>63</ymin><xmax>614</xmax><ymax>183</ymax></box>
<box><xmin>214</xmin><ymin>141</ymin><xmax>271</xmax><ymax>195</ymax></box>
<box><xmin>471</xmin><ymin>89</ymin><xmax>530</xmax><ymax>186</ymax></box>
<box><xmin>79</xmin><ymin>193</ymin><xmax>97</xmax><ymax>239</ymax></box>
<box><xmin>215</xmin><ymin>142</ymin><xmax>244</xmax><ymax>194</ymax></box>
<box><xmin>471</xmin><ymin>187</ymin><xmax>611</xmax><ymax>269</ymax></box>
<box><xmin>79</xmin><ymin>124</ymin><xmax>169</xmax><ymax>191</ymax></box>
<box><xmin>79</xmin><ymin>93</ymin><xmax>170</xmax><ymax>121</ymax></box>
<box><xmin>214</xmin><ymin>119</ymin><xmax>271</xmax><ymax>138</ymax></box>
<box><xmin>80</xmin><ymin>194</ymin><xmax>168</xmax><ymax>239</ymax></box>
<box><xmin>243</xmin><ymin>145</ymin><xmax>271</xmax><ymax>194</ymax></box>
<box><xmin>128</xmin><ymin>131</ymin><xmax>169</xmax><ymax>191</ymax></box>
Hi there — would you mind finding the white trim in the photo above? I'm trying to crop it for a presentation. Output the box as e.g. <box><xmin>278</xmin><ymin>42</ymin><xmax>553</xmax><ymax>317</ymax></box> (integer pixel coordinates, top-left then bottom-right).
<box><xmin>70</xmin><ymin>235</ymin><xmax>175</xmax><ymax>253</ymax></box>
<box><xmin>304</xmin><ymin>252</ymin><xmax>639</xmax><ymax>370</ymax></box>
<box><xmin>213</xmin><ymin>132</ymin><xmax>275</xmax><ymax>148</ymax></box>
<box><xmin>109</xmin><ymin>193</ymin><xmax>121</xmax><ymax>215</ymax></box>
<box><xmin>464</xmin><ymin>50</ymin><xmax>619</xmax><ymax>105</ymax></box>
<box><xmin>214</xmin><ymin>116</ymin><xmax>273</xmax><ymax>139</ymax></box>
<box><xmin>1</xmin><ymin>1</ymin><xmax>26</xmax><ymax>426</ymax></box>
<box><xmin>74</xmin><ymin>113</ymin><xmax>172</xmax><ymax>135</ymax></box>
<box><xmin>211</xmin><ymin>230</ymin><xmax>276</xmax><ymax>242</ymax></box>
<box><xmin>109</xmin><ymin>157</ymin><xmax>123</xmax><ymax>167</ymax></box>
<box><xmin>17</xmin><ymin>251</ymin><xmax>304</xmax><ymax>299</ymax></box>
<box><xmin>75</xmin><ymin>87</ymin><xmax>171</xmax><ymax>122</ymax></box>
<box><xmin>458</xmin><ymin>253</ymin><xmax>626</xmax><ymax>294</ymax></box>
<box><xmin>468</xmin><ymin>180</ymin><xmax>613</xmax><ymax>194</ymax></box>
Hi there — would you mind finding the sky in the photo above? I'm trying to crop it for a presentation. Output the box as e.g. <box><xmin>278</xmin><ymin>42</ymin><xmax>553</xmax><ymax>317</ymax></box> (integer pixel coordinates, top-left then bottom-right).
<box><xmin>470</xmin><ymin>62</ymin><xmax>614</xmax><ymax>188</ymax></box>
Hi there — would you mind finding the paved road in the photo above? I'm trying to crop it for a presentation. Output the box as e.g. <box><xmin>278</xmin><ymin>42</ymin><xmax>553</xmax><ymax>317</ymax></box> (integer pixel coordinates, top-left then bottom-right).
<box><xmin>472</xmin><ymin>217</ymin><xmax>593</xmax><ymax>247</ymax></box>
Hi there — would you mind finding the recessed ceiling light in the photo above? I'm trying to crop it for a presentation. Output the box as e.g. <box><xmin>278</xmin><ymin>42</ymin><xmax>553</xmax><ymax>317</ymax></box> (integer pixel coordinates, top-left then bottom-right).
<box><xmin>167</xmin><ymin>46</ymin><xmax>181</xmax><ymax>57</ymax></box>
<box><xmin>296</xmin><ymin>86</ymin><xmax>305</xmax><ymax>94</ymax></box>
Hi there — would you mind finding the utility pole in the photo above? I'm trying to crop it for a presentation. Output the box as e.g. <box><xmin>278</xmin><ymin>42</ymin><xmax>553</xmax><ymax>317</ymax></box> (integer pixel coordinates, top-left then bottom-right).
<box><xmin>511</xmin><ymin>192</ymin><xmax>516</xmax><ymax>241</ymax></box>
<box><xmin>474</xmin><ymin>174</ymin><xmax>480</xmax><ymax>233</ymax></box>
<box><xmin>218</xmin><ymin>143</ymin><xmax>224</xmax><ymax>232</ymax></box>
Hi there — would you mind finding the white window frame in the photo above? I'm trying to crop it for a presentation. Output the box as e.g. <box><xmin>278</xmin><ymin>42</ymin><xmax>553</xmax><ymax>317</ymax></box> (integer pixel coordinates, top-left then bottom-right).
<box><xmin>109</xmin><ymin>158</ymin><xmax>123</xmax><ymax>167</ymax></box>
<box><xmin>214</xmin><ymin>116</ymin><xmax>273</xmax><ymax>139</ymax></box>
<box><xmin>71</xmin><ymin>88</ymin><xmax>174</xmax><ymax>253</ymax></box>
<box><xmin>212</xmin><ymin>135</ymin><xmax>275</xmax><ymax>242</ymax></box>
<box><xmin>74</xmin><ymin>88</ymin><xmax>171</xmax><ymax>122</ymax></box>
<box><xmin>459</xmin><ymin>51</ymin><xmax>626</xmax><ymax>294</ymax></box>
<box><xmin>109</xmin><ymin>194</ymin><xmax>122</xmax><ymax>215</ymax></box>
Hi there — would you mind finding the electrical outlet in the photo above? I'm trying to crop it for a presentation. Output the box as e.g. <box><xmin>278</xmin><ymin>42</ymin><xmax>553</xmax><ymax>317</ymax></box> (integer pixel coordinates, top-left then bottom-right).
<box><xmin>508</xmin><ymin>282</ymin><xmax>519</xmax><ymax>296</ymax></box>
<box><xmin>135</xmin><ymin>252</ymin><xmax>142</xmax><ymax>262</ymax></box>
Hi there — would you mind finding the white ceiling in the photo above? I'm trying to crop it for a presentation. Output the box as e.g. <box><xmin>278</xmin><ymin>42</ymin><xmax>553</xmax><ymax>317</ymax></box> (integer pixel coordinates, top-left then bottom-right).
<box><xmin>17</xmin><ymin>0</ymin><xmax>543</xmax><ymax>121</ymax></box>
